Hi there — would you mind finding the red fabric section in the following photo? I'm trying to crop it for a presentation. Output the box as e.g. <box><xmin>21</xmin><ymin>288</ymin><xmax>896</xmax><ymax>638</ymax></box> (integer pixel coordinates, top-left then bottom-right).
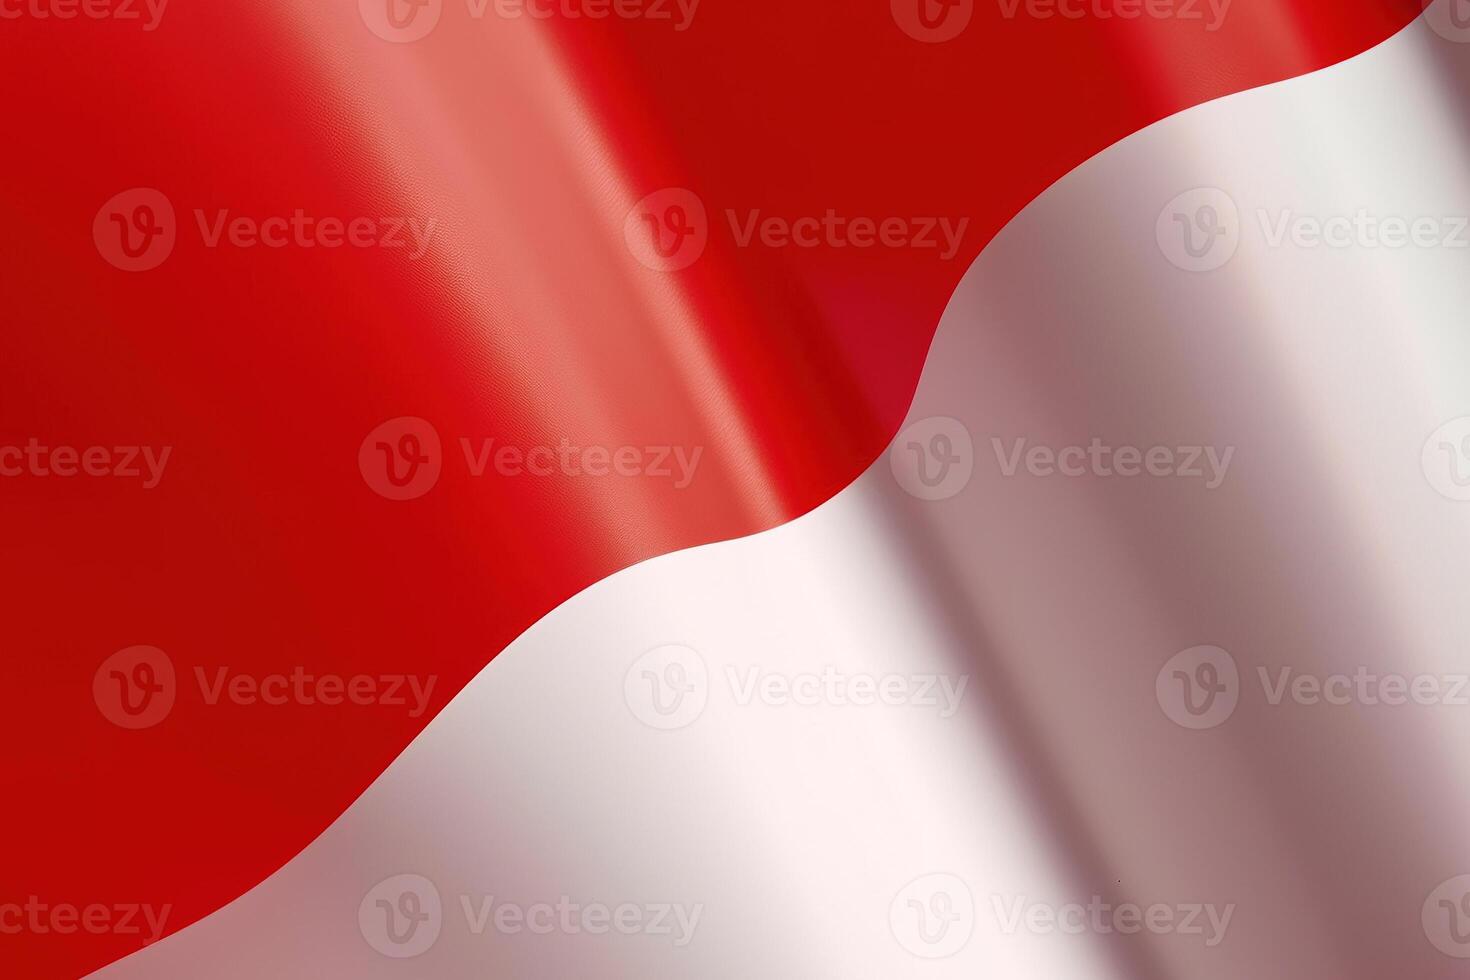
<box><xmin>0</xmin><ymin>0</ymin><xmax>1419</xmax><ymax>974</ymax></box>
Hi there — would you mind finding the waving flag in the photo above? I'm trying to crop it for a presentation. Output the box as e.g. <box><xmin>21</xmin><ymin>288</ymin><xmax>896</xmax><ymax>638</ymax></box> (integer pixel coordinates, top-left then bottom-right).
<box><xmin>3</xmin><ymin>0</ymin><xmax>1465</xmax><ymax>976</ymax></box>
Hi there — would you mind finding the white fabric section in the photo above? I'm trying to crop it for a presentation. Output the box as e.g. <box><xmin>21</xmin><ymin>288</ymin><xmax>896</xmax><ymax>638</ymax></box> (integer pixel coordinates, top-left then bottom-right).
<box><xmin>95</xmin><ymin>11</ymin><xmax>1470</xmax><ymax>978</ymax></box>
